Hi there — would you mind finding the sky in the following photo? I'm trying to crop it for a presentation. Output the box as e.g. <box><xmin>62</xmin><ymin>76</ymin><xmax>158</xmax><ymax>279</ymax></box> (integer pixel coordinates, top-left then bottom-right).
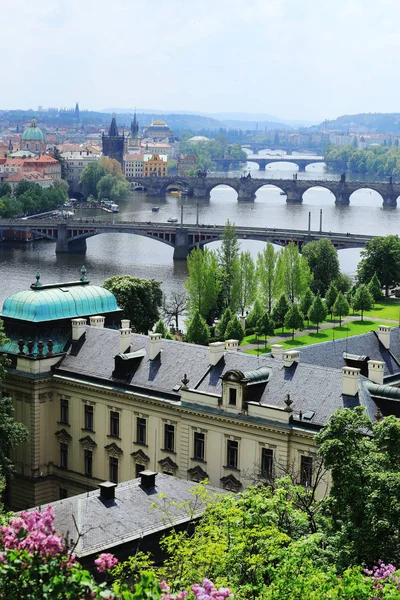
<box><xmin>2</xmin><ymin>0</ymin><xmax>400</xmax><ymax>122</ymax></box>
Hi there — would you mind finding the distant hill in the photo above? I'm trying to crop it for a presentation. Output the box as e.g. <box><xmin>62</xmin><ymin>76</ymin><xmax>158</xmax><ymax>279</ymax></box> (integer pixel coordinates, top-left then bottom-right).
<box><xmin>316</xmin><ymin>113</ymin><xmax>400</xmax><ymax>134</ymax></box>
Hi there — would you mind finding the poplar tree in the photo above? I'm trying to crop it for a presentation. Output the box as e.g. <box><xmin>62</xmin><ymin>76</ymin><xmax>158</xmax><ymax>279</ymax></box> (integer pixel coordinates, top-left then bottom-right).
<box><xmin>272</xmin><ymin>293</ymin><xmax>290</xmax><ymax>333</ymax></box>
<box><xmin>333</xmin><ymin>291</ymin><xmax>350</xmax><ymax>326</ymax></box>
<box><xmin>238</xmin><ymin>251</ymin><xmax>256</xmax><ymax>316</ymax></box>
<box><xmin>284</xmin><ymin>303</ymin><xmax>304</xmax><ymax>340</ymax></box>
<box><xmin>325</xmin><ymin>283</ymin><xmax>338</xmax><ymax>321</ymax></box>
<box><xmin>185</xmin><ymin>247</ymin><xmax>219</xmax><ymax>322</ymax></box>
<box><xmin>256</xmin><ymin>242</ymin><xmax>280</xmax><ymax>314</ymax></box>
<box><xmin>353</xmin><ymin>284</ymin><xmax>374</xmax><ymax>321</ymax></box>
<box><xmin>277</xmin><ymin>242</ymin><xmax>312</xmax><ymax>302</ymax></box>
<box><xmin>217</xmin><ymin>220</ymin><xmax>240</xmax><ymax>311</ymax></box>
<box><xmin>300</xmin><ymin>288</ymin><xmax>314</xmax><ymax>326</ymax></box>
<box><xmin>308</xmin><ymin>295</ymin><xmax>328</xmax><ymax>333</ymax></box>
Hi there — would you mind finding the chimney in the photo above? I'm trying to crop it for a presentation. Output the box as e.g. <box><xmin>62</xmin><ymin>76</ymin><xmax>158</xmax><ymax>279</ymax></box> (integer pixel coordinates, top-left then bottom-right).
<box><xmin>368</xmin><ymin>360</ymin><xmax>385</xmax><ymax>385</ymax></box>
<box><xmin>283</xmin><ymin>350</ymin><xmax>300</xmax><ymax>367</ymax></box>
<box><xmin>209</xmin><ymin>341</ymin><xmax>225</xmax><ymax>366</ymax></box>
<box><xmin>121</xmin><ymin>319</ymin><xmax>130</xmax><ymax>329</ymax></box>
<box><xmin>225</xmin><ymin>339</ymin><xmax>239</xmax><ymax>352</ymax></box>
<box><xmin>342</xmin><ymin>367</ymin><xmax>360</xmax><ymax>396</ymax></box>
<box><xmin>71</xmin><ymin>318</ymin><xmax>86</xmax><ymax>341</ymax></box>
<box><xmin>99</xmin><ymin>481</ymin><xmax>117</xmax><ymax>501</ymax></box>
<box><xmin>140</xmin><ymin>470</ymin><xmax>157</xmax><ymax>489</ymax></box>
<box><xmin>378</xmin><ymin>325</ymin><xmax>391</xmax><ymax>349</ymax></box>
<box><xmin>271</xmin><ymin>344</ymin><xmax>284</xmax><ymax>360</ymax></box>
<box><xmin>149</xmin><ymin>333</ymin><xmax>162</xmax><ymax>360</ymax></box>
<box><xmin>89</xmin><ymin>315</ymin><xmax>105</xmax><ymax>328</ymax></box>
<box><xmin>120</xmin><ymin>326</ymin><xmax>132</xmax><ymax>354</ymax></box>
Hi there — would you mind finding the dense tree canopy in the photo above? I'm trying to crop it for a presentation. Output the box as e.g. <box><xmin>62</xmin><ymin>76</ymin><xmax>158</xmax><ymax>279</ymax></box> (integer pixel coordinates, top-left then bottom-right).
<box><xmin>80</xmin><ymin>156</ymin><xmax>129</xmax><ymax>200</ymax></box>
<box><xmin>0</xmin><ymin>179</ymin><xmax>68</xmax><ymax>218</ymax></box>
<box><xmin>302</xmin><ymin>239</ymin><xmax>340</xmax><ymax>296</ymax></box>
<box><xmin>185</xmin><ymin>247</ymin><xmax>219</xmax><ymax>322</ymax></box>
<box><xmin>357</xmin><ymin>235</ymin><xmax>400</xmax><ymax>295</ymax></box>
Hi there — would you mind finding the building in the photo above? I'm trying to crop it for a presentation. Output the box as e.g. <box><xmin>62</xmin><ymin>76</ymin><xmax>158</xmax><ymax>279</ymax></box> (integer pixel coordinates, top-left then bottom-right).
<box><xmin>143</xmin><ymin>120</ymin><xmax>172</xmax><ymax>141</ymax></box>
<box><xmin>0</xmin><ymin>154</ymin><xmax>61</xmax><ymax>181</ymax></box>
<box><xmin>143</xmin><ymin>142</ymin><xmax>174</xmax><ymax>159</ymax></box>
<box><xmin>20</xmin><ymin>119</ymin><xmax>46</xmax><ymax>154</ymax></box>
<box><xmin>178</xmin><ymin>154</ymin><xmax>196</xmax><ymax>176</ymax></box>
<box><xmin>123</xmin><ymin>153</ymin><xmax>144</xmax><ymax>178</ymax></box>
<box><xmin>6</xmin><ymin>171</ymin><xmax>53</xmax><ymax>190</ymax></box>
<box><xmin>31</xmin><ymin>471</ymin><xmax>224</xmax><ymax>567</ymax></box>
<box><xmin>102</xmin><ymin>117</ymin><xmax>126</xmax><ymax>164</ymax></box>
<box><xmin>4</xmin><ymin>276</ymin><xmax>400</xmax><ymax>512</ymax></box>
<box><xmin>61</xmin><ymin>150</ymin><xmax>100</xmax><ymax>194</ymax></box>
<box><xmin>143</xmin><ymin>153</ymin><xmax>167</xmax><ymax>177</ymax></box>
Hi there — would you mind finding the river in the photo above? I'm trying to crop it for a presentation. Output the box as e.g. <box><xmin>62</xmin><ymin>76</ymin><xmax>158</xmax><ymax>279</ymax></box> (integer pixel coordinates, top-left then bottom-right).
<box><xmin>0</xmin><ymin>157</ymin><xmax>397</xmax><ymax>305</ymax></box>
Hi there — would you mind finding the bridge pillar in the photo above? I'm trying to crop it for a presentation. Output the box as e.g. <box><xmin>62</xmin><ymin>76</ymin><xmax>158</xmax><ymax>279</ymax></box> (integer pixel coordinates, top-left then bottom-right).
<box><xmin>383</xmin><ymin>188</ymin><xmax>397</xmax><ymax>207</ymax></box>
<box><xmin>56</xmin><ymin>224</ymin><xmax>87</xmax><ymax>254</ymax></box>
<box><xmin>298</xmin><ymin>164</ymin><xmax>306</xmax><ymax>172</ymax></box>
<box><xmin>335</xmin><ymin>190</ymin><xmax>350</xmax><ymax>205</ymax></box>
<box><xmin>252</xmin><ymin>148</ymin><xmax>259</xmax><ymax>155</ymax></box>
<box><xmin>192</xmin><ymin>185</ymin><xmax>211</xmax><ymax>200</ymax></box>
<box><xmin>173</xmin><ymin>229</ymin><xmax>190</xmax><ymax>260</ymax></box>
<box><xmin>258</xmin><ymin>161</ymin><xmax>266</xmax><ymax>171</ymax></box>
<box><xmin>237</xmin><ymin>181</ymin><xmax>256</xmax><ymax>201</ymax></box>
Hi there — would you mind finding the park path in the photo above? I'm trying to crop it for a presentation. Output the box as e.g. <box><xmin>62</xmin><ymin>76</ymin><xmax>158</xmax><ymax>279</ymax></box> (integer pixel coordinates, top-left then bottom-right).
<box><xmin>239</xmin><ymin>315</ymin><xmax>399</xmax><ymax>352</ymax></box>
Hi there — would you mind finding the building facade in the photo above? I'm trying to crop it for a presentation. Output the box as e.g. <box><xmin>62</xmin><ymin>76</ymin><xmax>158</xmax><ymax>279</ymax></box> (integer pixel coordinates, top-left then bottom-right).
<box><xmin>102</xmin><ymin>117</ymin><xmax>126</xmax><ymax>164</ymax></box>
<box><xmin>61</xmin><ymin>150</ymin><xmax>100</xmax><ymax>193</ymax></box>
<box><xmin>143</xmin><ymin>153</ymin><xmax>167</xmax><ymax>176</ymax></box>
<box><xmin>20</xmin><ymin>119</ymin><xmax>46</xmax><ymax>154</ymax></box>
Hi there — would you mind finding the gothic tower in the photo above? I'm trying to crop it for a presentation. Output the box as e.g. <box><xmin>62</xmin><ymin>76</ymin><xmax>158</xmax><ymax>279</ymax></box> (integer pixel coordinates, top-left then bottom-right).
<box><xmin>102</xmin><ymin>116</ymin><xmax>125</xmax><ymax>164</ymax></box>
<box><xmin>74</xmin><ymin>102</ymin><xmax>80</xmax><ymax>120</ymax></box>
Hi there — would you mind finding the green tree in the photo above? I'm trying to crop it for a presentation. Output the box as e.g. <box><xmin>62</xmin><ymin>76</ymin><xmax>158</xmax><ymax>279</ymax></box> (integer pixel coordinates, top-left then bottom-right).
<box><xmin>368</xmin><ymin>273</ymin><xmax>383</xmax><ymax>301</ymax></box>
<box><xmin>284</xmin><ymin>303</ymin><xmax>304</xmax><ymax>340</ymax></box>
<box><xmin>185</xmin><ymin>311</ymin><xmax>210</xmax><ymax>345</ymax></box>
<box><xmin>0</xmin><ymin>182</ymin><xmax>11</xmax><ymax>198</ymax></box>
<box><xmin>97</xmin><ymin>174</ymin><xmax>129</xmax><ymax>201</ymax></box>
<box><xmin>357</xmin><ymin>235</ymin><xmax>400</xmax><ymax>296</ymax></box>
<box><xmin>308</xmin><ymin>295</ymin><xmax>328</xmax><ymax>333</ymax></box>
<box><xmin>352</xmin><ymin>284</ymin><xmax>374</xmax><ymax>320</ymax></box>
<box><xmin>246</xmin><ymin>298</ymin><xmax>264</xmax><ymax>330</ymax></box>
<box><xmin>216</xmin><ymin>307</ymin><xmax>233</xmax><ymax>339</ymax></box>
<box><xmin>334</xmin><ymin>273</ymin><xmax>352</xmax><ymax>293</ymax></box>
<box><xmin>302</xmin><ymin>239</ymin><xmax>339</xmax><ymax>296</ymax></box>
<box><xmin>272</xmin><ymin>293</ymin><xmax>290</xmax><ymax>333</ymax></box>
<box><xmin>299</xmin><ymin>288</ymin><xmax>314</xmax><ymax>326</ymax></box>
<box><xmin>277</xmin><ymin>242</ymin><xmax>312</xmax><ymax>302</ymax></box>
<box><xmin>185</xmin><ymin>247</ymin><xmax>219</xmax><ymax>322</ymax></box>
<box><xmin>257</xmin><ymin>311</ymin><xmax>275</xmax><ymax>348</ymax></box>
<box><xmin>333</xmin><ymin>291</ymin><xmax>349</xmax><ymax>326</ymax></box>
<box><xmin>325</xmin><ymin>283</ymin><xmax>338</xmax><ymax>320</ymax></box>
<box><xmin>224</xmin><ymin>316</ymin><xmax>245</xmax><ymax>342</ymax></box>
<box><xmin>50</xmin><ymin>146</ymin><xmax>66</xmax><ymax>179</ymax></box>
<box><xmin>257</xmin><ymin>242</ymin><xmax>280</xmax><ymax>314</ymax></box>
<box><xmin>103</xmin><ymin>275</ymin><xmax>162</xmax><ymax>334</ymax></box>
<box><xmin>154</xmin><ymin>319</ymin><xmax>172</xmax><ymax>340</ymax></box>
<box><xmin>237</xmin><ymin>251</ymin><xmax>256</xmax><ymax>316</ymax></box>
<box><xmin>217</xmin><ymin>220</ymin><xmax>240</xmax><ymax>310</ymax></box>
<box><xmin>79</xmin><ymin>161</ymin><xmax>106</xmax><ymax>198</ymax></box>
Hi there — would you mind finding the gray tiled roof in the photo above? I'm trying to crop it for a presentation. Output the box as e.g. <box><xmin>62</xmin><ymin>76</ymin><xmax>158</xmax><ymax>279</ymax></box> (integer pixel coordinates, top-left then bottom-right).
<box><xmin>35</xmin><ymin>474</ymin><xmax>223</xmax><ymax>558</ymax></box>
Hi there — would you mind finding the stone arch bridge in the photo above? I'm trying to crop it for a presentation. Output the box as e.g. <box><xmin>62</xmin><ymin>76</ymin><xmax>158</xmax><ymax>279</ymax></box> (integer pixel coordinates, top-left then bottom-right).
<box><xmin>128</xmin><ymin>176</ymin><xmax>400</xmax><ymax>206</ymax></box>
<box><xmin>213</xmin><ymin>156</ymin><xmax>325</xmax><ymax>171</ymax></box>
<box><xmin>1</xmin><ymin>220</ymin><xmax>375</xmax><ymax>260</ymax></box>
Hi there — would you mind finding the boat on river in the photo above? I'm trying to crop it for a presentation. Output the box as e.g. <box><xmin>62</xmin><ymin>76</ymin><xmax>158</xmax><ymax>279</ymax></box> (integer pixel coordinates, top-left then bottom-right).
<box><xmin>167</xmin><ymin>217</ymin><xmax>178</xmax><ymax>223</ymax></box>
<box><xmin>101</xmin><ymin>200</ymin><xmax>119</xmax><ymax>213</ymax></box>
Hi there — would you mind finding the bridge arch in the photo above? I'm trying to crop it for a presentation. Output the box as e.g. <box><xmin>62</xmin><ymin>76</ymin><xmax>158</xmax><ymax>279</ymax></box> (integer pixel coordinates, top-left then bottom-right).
<box><xmin>349</xmin><ymin>187</ymin><xmax>385</xmax><ymax>206</ymax></box>
<box><xmin>160</xmin><ymin>180</ymin><xmax>193</xmax><ymax>196</ymax></box>
<box><xmin>252</xmin><ymin>183</ymin><xmax>288</xmax><ymax>201</ymax></box>
<box><xmin>302</xmin><ymin>185</ymin><xmax>337</xmax><ymax>204</ymax></box>
<box><xmin>206</xmin><ymin>181</ymin><xmax>240</xmax><ymax>197</ymax></box>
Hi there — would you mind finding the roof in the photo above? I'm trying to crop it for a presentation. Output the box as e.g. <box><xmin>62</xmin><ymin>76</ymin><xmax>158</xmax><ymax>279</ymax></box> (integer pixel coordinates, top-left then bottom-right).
<box><xmin>6</xmin><ymin>171</ymin><xmax>52</xmax><ymax>183</ymax></box>
<box><xmin>34</xmin><ymin>474</ymin><xmax>223</xmax><ymax>558</ymax></box>
<box><xmin>1</xmin><ymin>281</ymin><xmax>120</xmax><ymax>323</ymax></box>
<box><xmin>188</xmin><ymin>136</ymin><xmax>210</xmax><ymax>142</ymax></box>
<box><xmin>21</xmin><ymin>120</ymin><xmax>45</xmax><ymax>142</ymax></box>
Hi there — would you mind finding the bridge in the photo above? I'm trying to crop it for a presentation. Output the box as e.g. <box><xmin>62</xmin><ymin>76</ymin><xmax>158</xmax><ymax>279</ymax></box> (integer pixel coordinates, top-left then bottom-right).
<box><xmin>127</xmin><ymin>175</ymin><xmax>400</xmax><ymax>205</ymax></box>
<box><xmin>241</xmin><ymin>143</ymin><xmax>322</xmax><ymax>155</ymax></box>
<box><xmin>0</xmin><ymin>219</ymin><xmax>375</xmax><ymax>259</ymax></box>
<box><xmin>213</xmin><ymin>156</ymin><xmax>325</xmax><ymax>171</ymax></box>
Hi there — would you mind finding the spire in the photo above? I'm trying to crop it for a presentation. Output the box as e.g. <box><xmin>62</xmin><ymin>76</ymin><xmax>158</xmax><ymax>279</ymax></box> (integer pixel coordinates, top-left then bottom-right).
<box><xmin>109</xmin><ymin>116</ymin><xmax>119</xmax><ymax>137</ymax></box>
<box><xmin>75</xmin><ymin>102</ymin><xmax>80</xmax><ymax>119</ymax></box>
<box><xmin>131</xmin><ymin>111</ymin><xmax>139</xmax><ymax>137</ymax></box>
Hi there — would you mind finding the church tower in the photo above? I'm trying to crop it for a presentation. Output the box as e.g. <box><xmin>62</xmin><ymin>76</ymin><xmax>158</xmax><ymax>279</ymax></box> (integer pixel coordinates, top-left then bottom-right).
<box><xmin>102</xmin><ymin>116</ymin><xmax>125</xmax><ymax>164</ymax></box>
<box><xmin>129</xmin><ymin>111</ymin><xmax>140</xmax><ymax>149</ymax></box>
<box><xmin>74</xmin><ymin>102</ymin><xmax>80</xmax><ymax>120</ymax></box>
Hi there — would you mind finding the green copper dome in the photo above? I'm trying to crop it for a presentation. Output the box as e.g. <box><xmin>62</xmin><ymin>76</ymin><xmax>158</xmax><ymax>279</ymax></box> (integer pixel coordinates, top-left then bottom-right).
<box><xmin>2</xmin><ymin>283</ymin><xmax>120</xmax><ymax>323</ymax></box>
<box><xmin>21</xmin><ymin>119</ymin><xmax>45</xmax><ymax>142</ymax></box>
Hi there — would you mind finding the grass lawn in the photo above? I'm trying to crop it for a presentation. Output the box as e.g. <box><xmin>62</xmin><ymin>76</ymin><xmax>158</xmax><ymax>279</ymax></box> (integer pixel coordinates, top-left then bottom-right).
<box><xmin>360</xmin><ymin>299</ymin><xmax>400</xmax><ymax>322</ymax></box>
<box><xmin>244</xmin><ymin>319</ymin><xmax>385</xmax><ymax>355</ymax></box>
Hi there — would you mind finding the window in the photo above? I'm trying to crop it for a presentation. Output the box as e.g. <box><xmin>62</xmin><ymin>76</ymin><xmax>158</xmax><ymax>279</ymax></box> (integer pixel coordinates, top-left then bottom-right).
<box><xmin>261</xmin><ymin>448</ymin><xmax>274</xmax><ymax>479</ymax></box>
<box><xmin>110</xmin><ymin>411</ymin><xmax>120</xmax><ymax>437</ymax></box>
<box><xmin>109</xmin><ymin>456</ymin><xmax>118</xmax><ymax>483</ymax></box>
<box><xmin>227</xmin><ymin>440</ymin><xmax>238</xmax><ymax>469</ymax></box>
<box><xmin>229</xmin><ymin>388</ymin><xmax>237</xmax><ymax>406</ymax></box>
<box><xmin>300</xmin><ymin>456</ymin><xmax>313</xmax><ymax>487</ymax></box>
<box><xmin>193</xmin><ymin>432</ymin><xmax>205</xmax><ymax>461</ymax></box>
<box><xmin>60</xmin><ymin>399</ymin><xmax>69</xmax><ymax>424</ymax></box>
<box><xmin>136</xmin><ymin>417</ymin><xmax>147</xmax><ymax>444</ymax></box>
<box><xmin>135</xmin><ymin>463</ymin><xmax>145</xmax><ymax>478</ymax></box>
<box><xmin>84</xmin><ymin>449</ymin><xmax>93</xmax><ymax>477</ymax></box>
<box><xmin>60</xmin><ymin>442</ymin><xmax>68</xmax><ymax>469</ymax></box>
<box><xmin>164</xmin><ymin>424</ymin><xmax>175</xmax><ymax>451</ymax></box>
<box><xmin>59</xmin><ymin>488</ymin><xmax>68</xmax><ymax>500</ymax></box>
<box><xmin>84</xmin><ymin>404</ymin><xmax>94</xmax><ymax>431</ymax></box>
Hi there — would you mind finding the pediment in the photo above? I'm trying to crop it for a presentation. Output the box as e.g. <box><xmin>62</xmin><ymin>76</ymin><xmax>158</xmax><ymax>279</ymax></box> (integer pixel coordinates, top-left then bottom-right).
<box><xmin>187</xmin><ymin>465</ymin><xmax>208</xmax><ymax>481</ymax></box>
<box><xmin>55</xmin><ymin>429</ymin><xmax>72</xmax><ymax>442</ymax></box>
<box><xmin>220</xmin><ymin>474</ymin><xmax>242</xmax><ymax>490</ymax></box>
<box><xmin>131</xmin><ymin>449</ymin><xmax>150</xmax><ymax>463</ymax></box>
<box><xmin>158</xmin><ymin>456</ymin><xmax>178</xmax><ymax>470</ymax></box>
<box><xmin>79</xmin><ymin>435</ymin><xmax>97</xmax><ymax>448</ymax></box>
<box><xmin>104</xmin><ymin>442</ymin><xmax>123</xmax><ymax>456</ymax></box>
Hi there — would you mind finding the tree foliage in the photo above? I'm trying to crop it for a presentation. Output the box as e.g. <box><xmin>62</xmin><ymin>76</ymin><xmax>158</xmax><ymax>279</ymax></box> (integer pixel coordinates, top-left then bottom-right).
<box><xmin>333</xmin><ymin>291</ymin><xmax>350</xmax><ymax>326</ymax></box>
<box><xmin>325</xmin><ymin>283</ymin><xmax>338</xmax><ymax>320</ymax></box>
<box><xmin>284</xmin><ymin>303</ymin><xmax>304</xmax><ymax>340</ymax></box>
<box><xmin>216</xmin><ymin>307</ymin><xmax>233</xmax><ymax>338</ymax></box>
<box><xmin>357</xmin><ymin>235</ymin><xmax>400</xmax><ymax>296</ymax></box>
<box><xmin>154</xmin><ymin>319</ymin><xmax>173</xmax><ymax>340</ymax></box>
<box><xmin>185</xmin><ymin>311</ymin><xmax>210</xmax><ymax>345</ymax></box>
<box><xmin>256</xmin><ymin>242</ymin><xmax>280</xmax><ymax>314</ymax></box>
<box><xmin>103</xmin><ymin>275</ymin><xmax>162</xmax><ymax>334</ymax></box>
<box><xmin>257</xmin><ymin>311</ymin><xmax>275</xmax><ymax>347</ymax></box>
<box><xmin>299</xmin><ymin>288</ymin><xmax>314</xmax><ymax>326</ymax></box>
<box><xmin>368</xmin><ymin>273</ymin><xmax>383</xmax><ymax>301</ymax></box>
<box><xmin>302</xmin><ymin>239</ymin><xmax>340</xmax><ymax>296</ymax></box>
<box><xmin>217</xmin><ymin>220</ymin><xmax>240</xmax><ymax>311</ymax></box>
<box><xmin>237</xmin><ymin>251</ymin><xmax>256</xmax><ymax>316</ymax></box>
<box><xmin>246</xmin><ymin>298</ymin><xmax>264</xmax><ymax>330</ymax></box>
<box><xmin>352</xmin><ymin>284</ymin><xmax>374</xmax><ymax>320</ymax></box>
<box><xmin>272</xmin><ymin>293</ymin><xmax>290</xmax><ymax>333</ymax></box>
<box><xmin>224</xmin><ymin>316</ymin><xmax>245</xmax><ymax>343</ymax></box>
<box><xmin>277</xmin><ymin>242</ymin><xmax>312</xmax><ymax>302</ymax></box>
<box><xmin>185</xmin><ymin>247</ymin><xmax>219</xmax><ymax>322</ymax></box>
<box><xmin>79</xmin><ymin>156</ymin><xmax>129</xmax><ymax>200</ymax></box>
<box><xmin>308</xmin><ymin>295</ymin><xmax>328</xmax><ymax>333</ymax></box>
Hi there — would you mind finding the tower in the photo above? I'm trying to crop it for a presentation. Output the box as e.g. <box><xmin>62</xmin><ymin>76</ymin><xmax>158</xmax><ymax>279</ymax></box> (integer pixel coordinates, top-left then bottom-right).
<box><xmin>74</xmin><ymin>102</ymin><xmax>80</xmax><ymax>120</ymax></box>
<box><xmin>102</xmin><ymin>116</ymin><xmax>125</xmax><ymax>164</ymax></box>
<box><xmin>129</xmin><ymin>111</ymin><xmax>140</xmax><ymax>149</ymax></box>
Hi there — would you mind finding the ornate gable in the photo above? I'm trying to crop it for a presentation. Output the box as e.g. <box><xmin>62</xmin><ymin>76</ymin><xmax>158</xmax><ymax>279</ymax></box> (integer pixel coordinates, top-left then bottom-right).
<box><xmin>187</xmin><ymin>465</ymin><xmax>208</xmax><ymax>482</ymax></box>
<box><xmin>220</xmin><ymin>474</ymin><xmax>242</xmax><ymax>490</ymax></box>
<box><xmin>55</xmin><ymin>429</ymin><xmax>72</xmax><ymax>442</ymax></box>
<box><xmin>79</xmin><ymin>435</ymin><xmax>97</xmax><ymax>449</ymax></box>
<box><xmin>158</xmin><ymin>456</ymin><xmax>178</xmax><ymax>471</ymax></box>
<box><xmin>104</xmin><ymin>442</ymin><xmax>123</xmax><ymax>456</ymax></box>
<box><xmin>131</xmin><ymin>449</ymin><xmax>150</xmax><ymax>463</ymax></box>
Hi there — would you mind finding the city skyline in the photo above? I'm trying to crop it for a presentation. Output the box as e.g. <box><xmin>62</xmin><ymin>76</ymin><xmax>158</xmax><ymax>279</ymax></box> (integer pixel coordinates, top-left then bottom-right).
<box><xmin>1</xmin><ymin>0</ymin><xmax>400</xmax><ymax>122</ymax></box>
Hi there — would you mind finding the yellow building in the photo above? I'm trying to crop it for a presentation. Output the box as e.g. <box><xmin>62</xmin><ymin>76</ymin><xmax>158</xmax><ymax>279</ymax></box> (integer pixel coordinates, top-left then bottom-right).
<box><xmin>143</xmin><ymin>153</ymin><xmax>167</xmax><ymax>177</ymax></box>
<box><xmin>2</xmin><ymin>275</ymin><xmax>399</xmax><ymax>511</ymax></box>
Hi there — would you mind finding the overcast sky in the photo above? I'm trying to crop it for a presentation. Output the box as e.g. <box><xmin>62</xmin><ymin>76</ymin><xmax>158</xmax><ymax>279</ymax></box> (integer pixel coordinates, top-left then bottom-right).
<box><xmin>2</xmin><ymin>0</ymin><xmax>399</xmax><ymax>121</ymax></box>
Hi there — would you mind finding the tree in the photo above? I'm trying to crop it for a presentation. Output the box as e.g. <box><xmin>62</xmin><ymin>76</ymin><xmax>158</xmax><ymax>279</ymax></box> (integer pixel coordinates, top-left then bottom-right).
<box><xmin>272</xmin><ymin>293</ymin><xmax>290</xmax><ymax>334</ymax></box>
<box><xmin>97</xmin><ymin>174</ymin><xmax>129</xmax><ymax>201</ymax></box>
<box><xmin>257</xmin><ymin>311</ymin><xmax>275</xmax><ymax>348</ymax></box>
<box><xmin>352</xmin><ymin>284</ymin><xmax>374</xmax><ymax>320</ymax></box>
<box><xmin>357</xmin><ymin>235</ymin><xmax>400</xmax><ymax>296</ymax></box>
<box><xmin>302</xmin><ymin>239</ymin><xmax>339</xmax><ymax>296</ymax></box>
<box><xmin>277</xmin><ymin>242</ymin><xmax>312</xmax><ymax>302</ymax></box>
<box><xmin>332</xmin><ymin>291</ymin><xmax>349</xmax><ymax>326</ymax></box>
<box><xmin>237</xmin><ymin>251</ymin><xmax>256</xmax><ymax>316</ymax></box>
<box><xmin>224</xmin><ymin>316</ymin><xmax>245</xmax><ymax>342</ymax></box>
<box><xmin>299</xmin><ymin>288</ymin><xmax>314</xmax><ymax>326</ymax></box>
<box><xmin>186</xmin><ymin>312</ymin><xmax>210</xmax><ymax>345</ymax></box>
<box><xmin>162</xmin><ymin>291</ymin><xmax>186</xmax><ymax>331</ymax></box>
<box><xmin>308</xmin><ymin>295</ymin><xmax>328</xmax><ymax>333</ymax></box>
<box><xmin>185</xmin><ymin>247</ymin><xmax>219</xmax><ymax>322</ymax></box>
<box><xmin>79</xmin><ymin>161</ymin><xmax>106</xmax><ymax>198</ymax></box>
<box><xmin>217</xmin><ymin>220</ymin><xmax>240</xmax><ymax>310</ymax></box>
<box><xmin>256</xmin><ymin>243</ymin><xmax>280</xmax><ymax>314</ymax></box>
<box><xmin>246</xmin><ymin>298</ymin><xmax>264</xmax><ymax>330</ymax></box>
<box><xmin>216</xmin><ymin>307</ymin><xmax>232</xmax><ymax>339</ymax></box>
<box><xmin>103</xmin><ymin>276</ymin><xmax>162</xmax><ymax>334</ymax></box>
<box><xmin>0</xmin><ymin>182</ymin><xmax>11</xmax><ymax>198</ymax></box>
<box><xmin>154</xmin><ymin>319</ymin><xmax>173</xmax><ymax>340</ymax></box>
<box><xmin>50</xmin><ymin>146</ymin><xmax>66</xmax><ymax>179</ymax></box>
<box><xmin>334</xmin><ymin>273</ymin><xmax>352</xmax><ymax>294</ymax></box>
<box><xmin>284</xmin><ymin>304</ymin><xmax>304</xmax><ymax>340</ymax></box>
<box><xmin>325</xmin><ymin>283</ymin><xmax>338</xmax><ymax>320</ymax></box>
<box><xmin>368</xmin><ymin>273</ymin><xmax>383</xmax><ymax>301</ymax></box>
